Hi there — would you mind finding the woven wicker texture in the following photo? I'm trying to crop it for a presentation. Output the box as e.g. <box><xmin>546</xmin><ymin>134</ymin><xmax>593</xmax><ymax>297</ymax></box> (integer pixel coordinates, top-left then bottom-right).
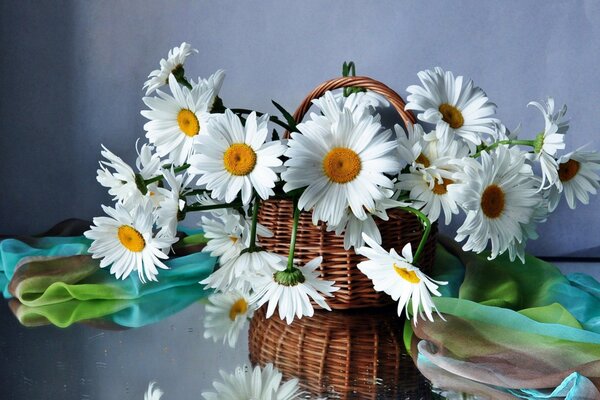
<box><xmin>258</xmin><ymin>76</ymin><xmax>437</xmax><ymax>309</ymax></box>
<box><xmin>248</xmin><ymin>306</ymin><xmax>431</xmax><ymax>399</ymax></box>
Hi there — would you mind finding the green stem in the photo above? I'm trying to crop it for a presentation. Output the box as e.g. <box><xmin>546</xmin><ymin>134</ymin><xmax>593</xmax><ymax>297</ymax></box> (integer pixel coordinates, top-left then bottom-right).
<box><xmin>286</xmin><ymin>202</ymin><xmax>301</xmax><ymax>270</ymax></box>
<box><xmin>185</xmin><ymin>202</ymin><xmax>242</xmax><ymax>212</ymax></box>
<box><xmin>471</xmin><ymin>139</ymin><xmax>535</xmax><ymax>158</ymax></box>
<box><xmin>231</xmin><ymin>108</ymin><xmax>292</xmax><ymax>132</ymax></box>
<box><xmin>248</xmin><ymin>198</ymin><xmax>261</xmax><ymax>251</ymax></box>
<box><xmin>143</xmin><ymin>163</ymin><xmax>191</xmax><ymax>185</ymax></box>
<box><xmin>399</xmin><ymin>207</ymin><xmax>431</xmax><ymax>265</ymax></box>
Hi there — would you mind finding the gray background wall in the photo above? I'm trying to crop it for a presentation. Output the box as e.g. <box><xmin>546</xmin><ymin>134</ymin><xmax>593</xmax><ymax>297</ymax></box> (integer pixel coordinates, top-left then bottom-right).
<box><xmin>1</xmin><ymin>0</ymin><xmax>600</xmax><ymax>257</ymax></box>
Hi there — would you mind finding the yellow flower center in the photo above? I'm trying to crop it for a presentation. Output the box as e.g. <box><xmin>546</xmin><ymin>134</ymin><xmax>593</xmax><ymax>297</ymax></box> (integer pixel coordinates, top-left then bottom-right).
<box><xmin>322</xmin><ymin>147</ymin><xmax>362</xmax><ymax>184</ymax></box>
<box><xmin>223</xmin><ymin>143</ymin><xmax>257</xmax><ymax>176</ymax></box>
<box><xmin>393</xmin><ymin>263</ymin><xmax>421</xmax><ymax>284</ymax></box>
<box><xmin>481</xmin><ymin>184</ymin><xmax>505</xmax><ymax>219</ymax></box>
<box><xmin>432</xmin><ymin>178</ymin><xmax>454</xmax><ymax>195</ymax></box>
<box><xmin>439</xmin><ymin>103</ymin><xmax>464</xmax><ymax>129</ymax></box>
<box><xmin>177</xmin><ymin>109</ymin><xmax>200</xmax><ymax>137</ymax></box>
<box><xmin>558</xmin><ymin>159</ymin><xmax>580</xmax><ymax>182</ymax></box>
<box><xmin>415</xmin><ymin>153</ymin><xmax>431</xmax><ymax>168</ymax></box>
<box><xmin>228</xmin><ymin>298</ymin><xmax>248</xmax><ymax>321</ymax></box>
<box><xmin>117</xmin><ymin>225</ymin><xmax>146</xmax><ymax>252</ymax></box>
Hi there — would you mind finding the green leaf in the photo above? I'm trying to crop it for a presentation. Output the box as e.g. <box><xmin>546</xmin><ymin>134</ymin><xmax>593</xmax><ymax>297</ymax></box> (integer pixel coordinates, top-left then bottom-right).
<box><xmin>271</xmin><ymin>100</ymin><xmax>297</xmax><ymax>131</ymax></box>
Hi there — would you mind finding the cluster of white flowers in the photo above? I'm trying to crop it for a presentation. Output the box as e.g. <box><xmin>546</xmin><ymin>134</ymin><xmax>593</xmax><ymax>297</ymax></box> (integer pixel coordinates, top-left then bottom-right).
<box><xmin>86</xmin><ymin>44</ymin><xmax>600</xmax><ymax>334</ymax></box>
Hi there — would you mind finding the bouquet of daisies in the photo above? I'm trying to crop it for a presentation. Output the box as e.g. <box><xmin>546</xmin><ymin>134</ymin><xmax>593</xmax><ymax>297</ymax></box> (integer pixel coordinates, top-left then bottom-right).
<box><xmin>85</xmin><ymin>43</ymin><xmax>600</xmax><ymax>345</ymax></box>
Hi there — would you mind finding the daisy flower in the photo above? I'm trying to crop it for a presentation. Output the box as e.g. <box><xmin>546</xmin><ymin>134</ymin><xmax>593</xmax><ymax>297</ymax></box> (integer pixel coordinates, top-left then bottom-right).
<box><xmin>141</xmin><ymin>74</ymin><xmax>215</xmax><ymax>166</ymax></box>
<box><xmin>84</xmin><ymin>199</ymin><xmax>177</xmax><ymax>283</ymax></box>
<box><xmin>202</xmin><ymin>363</ymin><xmax>303</xmax><ymax>400</ymax></box>
<box><xmin>190</xmin><ymin>110</ymin><xmax>286</xmax><ymax>205</ymax></box>
<box><xmin>143</xmin><ymin>42</ymin><xmax>197</xmax><ymax>95</ymax></box>
<box><xmin>144</xmin><ymin>382</ymin><xmax>163</xmax><ymax>400</ymax></box>
<box><xmin>356</xmin><ymin>234</ymin><xmax>446</xmax><ymax>323</ymax></box>
<box><xmin>405</xmin><ymin>67</ymin><xmax>498</xmax><ymax>150</ymax></box>
<box><xmin>529</xmin><ymin>98</ymin><xmax>567</xmax><ymax>190</ymax></box>
<box><xmin>453</xmin><ymin>146</ymin><xmax>541</xmax><ymax>260</ymax></box>
<box><xmin>96</xmin><ymin>144</ymin><xmax>161</xmax><ymax>208</ymax></box>
<box><xmin>548</xmin><ymin>147</ymin><xmax>600</xmax><ymax>211</ymax></box>
<box><xmin>200</xmin><ymin>213</ymin><xmax>250</xmax><ymax>266</ymax></box>
<box><xmin>192</xmin><ymin>69</ymin><xmax>226</xmax><ymax>110</ymax></box>
<box><xmin>327</xmin><ymin>190</ymin><xmax>412</xmax><ymax>250</ymax></box>
<box><xmin>251</xmin><ymin>257</ymin><xmax>339</xmax><ymax>324</ymax></box>
<box><xmin>203</xmin><ymin>290</ymin><xmax>255</xmax><ymax>347</ymax></box>
<box><xmin>282</xmin><ymin>106</ymin><xmax>399</xmax><ymax>226</ymax></box>
<box><xmin>310</xmin><ymin>90</ymin><xmax>388</xmax><ymax>126</ymax></box>
<box><xmin>396</xmin><ymin>134</ymin><xmax>468</xmax><ymax>225</ymax></box>
<box><xmin>155</xmin><ymin>169</ymin><xmax>193</xmax><ymax>242</ymax></box>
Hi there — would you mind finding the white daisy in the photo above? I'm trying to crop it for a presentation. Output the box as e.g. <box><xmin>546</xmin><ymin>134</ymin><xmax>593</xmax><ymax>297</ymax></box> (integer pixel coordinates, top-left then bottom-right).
<box><xmin>135</xmin><ymin>142</ymin><xmax>164</xmax><ymax>207</ymax></box>
<box><xmin>310</xmin><ymin>90</ymin><xmax>388</xmax><ymax>126</ymax></box>
<box><xmin>327</xmin><ymin>190</ymin><xmax>412</xmax><ymax>250</ymax></box>
<box><xmin>529</xmin><ymin>99</ymin><xmax>567</xmax><ymax>190</ymax></box>
<box><xmin>155</xmin><ymin>169</ymin><xmax>193</xmax><ymax>242</ymax></box>
<box><xmin>203</xmin><ymin>290</ymin><xmax>255</xmax><ymax>348</ymax></box>
<box><xmin>202</xmin><ymin>363</ymin><xmax>303</xmax><ymax>400</ymax></box>
<box><xmin>528</xmin><ymin>97</ymin><xmax>569</xmax><ymax>135</ymax></box>
<box><xmin>191</xmin><ymin>69</ymin><xmax>226</xmax><ymax>110</ymax></box>
<box><xmin>200</xmin><ymin>213</ymin><xmax>249</xmax><ymax>266</ymax></box>
<box><xmin>144</xmin><ymin>382</ymin><xmax>163</xmax><ymax>400</ymax></box>
<box><xmin>84</xmin><ymin>199</ymin><xmax>177</xmax><ymax>283</ymax></box>
<box><xmin>190</xmin><ymin>110</ymin><xmax>287</xmax><ymax>205</ymax></box>
<box><xmin>96</xmin><ymin>145</ymin><xmax>159</xmax><ymax>208</ymax></box>
<box><xmin>143</xmin><ymin>42</ymin><xmax>197</xmax><ymax>95</ymax></box>
<box><xmin>250</xmin><ymin>257</ymin><xmax>339</xmax><ymax>324</ymax></box>
<box><xmin>548</xmin><ymin>148</ymin><xmax>600</xmax><ymax>211</ymax></box>
<box><xmin>405</xmin><ymin>67</ymin><xmax>498</xmax><ymax>150</ymax></box>
<box><xmin>396</xmin><ymin>122</ymin><xmax>427</xmax><ymax>169</ymax></box>
<box><xmin>356</xmin><ymin>234</ymin><xmax>446</xmax><ymax>323</ymax></box>
<box><xmin>142</xmin><ymin>74</ymin><xmax>215</xmax><ymax>166</ymax></box>
<box><xmin>507</xmin><ymin>194</ymin><xmax>548</xmax><ymax>263</ymax></box>
<box><xmin>282</xmin><ymin>106</ymin><xmax>399</xmax><ymax>226</ymax></box>
<box><xmin>453</xmin><ymin>146</ymin><xmax>541</xmax><ymax>260</ymax></box>
<box><xmin>396</xmin><ymin>135</ymin><xmax>468</xmax><ymax>225</ymax></box>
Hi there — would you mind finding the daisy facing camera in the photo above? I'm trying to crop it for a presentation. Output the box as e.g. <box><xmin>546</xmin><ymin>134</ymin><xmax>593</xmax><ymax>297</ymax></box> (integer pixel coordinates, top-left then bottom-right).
<box><xmin>258</xmin><ymin>76</ymin><xmax>439</xmax><ymax>310</ymax></box>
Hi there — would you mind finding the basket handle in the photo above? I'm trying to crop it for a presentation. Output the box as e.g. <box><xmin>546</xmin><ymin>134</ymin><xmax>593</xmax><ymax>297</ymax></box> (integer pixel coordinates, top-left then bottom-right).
<box><xmin>284</xmin><ymin>76</ymin><xmax>416</xmax><ymax>138</ymax></box>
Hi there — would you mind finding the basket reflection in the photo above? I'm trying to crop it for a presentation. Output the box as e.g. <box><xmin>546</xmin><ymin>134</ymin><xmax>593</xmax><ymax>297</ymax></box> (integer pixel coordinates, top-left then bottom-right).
<box><xmin>248</xmin><ymin>306</ymin><xmax>431</xmax><ymax>399</ymax></box>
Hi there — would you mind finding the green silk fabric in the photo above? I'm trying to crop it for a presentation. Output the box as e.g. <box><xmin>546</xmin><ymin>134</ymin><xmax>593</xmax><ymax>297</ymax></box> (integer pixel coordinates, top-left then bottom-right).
<box><xmin>408</xmin><ymin>237</ymin><xmax>600</xmax><ymax>398</ymax></box>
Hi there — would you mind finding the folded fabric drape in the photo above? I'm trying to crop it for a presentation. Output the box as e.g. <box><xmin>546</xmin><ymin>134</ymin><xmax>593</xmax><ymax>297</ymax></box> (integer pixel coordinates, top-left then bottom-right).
<box><xmin>0</xmin><ymin>220</ymin><xmax>215</xmax><ymax>328</ymax></box>
<box><xmin>409</xmin><ymin>236</ymin><xmax>600</xmax><ymax>398</ymax></box>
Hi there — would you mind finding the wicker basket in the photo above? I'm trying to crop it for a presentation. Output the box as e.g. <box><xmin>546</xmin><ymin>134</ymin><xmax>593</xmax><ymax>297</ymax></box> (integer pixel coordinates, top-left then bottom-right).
<box><xmin>248</xmin><ymin>306</ymin><xmax>431</xmax><ymax>399</ymax></box>
<box><xmin>257</xmin><ymin>76</ymin><xmax>438</xmax><ymax>309</ymax></box>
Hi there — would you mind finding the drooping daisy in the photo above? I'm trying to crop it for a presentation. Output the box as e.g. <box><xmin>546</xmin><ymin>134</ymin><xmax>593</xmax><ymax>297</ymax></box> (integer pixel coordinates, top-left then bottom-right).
<box><xmin>251</xmin><ymin>257</ymin><xmax>339</xmax><ymax>324</ymax></box>
<box><xmin>142</xmin><ymin>74</ymin><xmax>215</xmax><ymax>166</ymax></box>
<box><xmin>143</xmin><ymin>42</ymin><xmax>197</xmax><ymax>95</ymax></box>
<box><xmin>144</xmin><ymin>382</ymin><xmax>164</xmax><ymax>400</ymax></box>
<box><xmin>507</xmin><ymin>194</ymin><xmax>548</xmax><ymax>263</ymax></box>
<box><xmin>283</xmin><ymin>106</ymin><xmax>399</xmax><ymax>226</ymax></box>
<box><xmin>529</xmin><ymin>98</ymin><xmax>567</xmax><ymax>190</ymax></box>
<box><xmin>155</xmin><ymin>169</ymin><xmax>193</xmax><ymax>243</ymax></box>
<box><xmin>200</xmin><ymin>213</ymin><xmax>250</xmax><ymax>266</ymax></box>
<box><xmin>192</xmin><ymin>69</ymin><xmax>226</xmax><ymax>110</ymax></box>
<box><xmin>96</xmin><ymin>144</ymin><xmax>160</xmax><ymax>208</ymax></box>
<box><xmin>327</xmin><ymin>189</ymin><xmax>412</xmax><ymax>250</ymax></box>
<box><xmin>528</xmin><ymin>97</ymin><xmax>569</xmax><ymax>135</ymax></box>
<box><xmin>548</xmin><ymin>148</ymin><xmax>600</xmax><ymax>211</ymax></box>
<box><xmin>356</xmin><ymin>234</ymin><xmax>446</xmax><ymax>323</ymax></box>
<box><xmin>202</xmin><ymin>363</ymin><xmax>303</xmax><ymax>400</ymax></box>
<box><xmin>190</xmin><ymin>110</ymin><xmax>287</xmax><ymax>205</ymax></box>
<box><xmin>405</xmin><ymin>67</ymin><xmax>498</xmax><ymax>150</ymax></box>
<box><xmin>453</xmin><ymin>146</ymin><xmax>541</xmax><ymax>260</ymax></box>
<box><xmin>84</xmin><ymin>199</ymin><xmax>177</xmax><ymax>283</ymax></box>
<box><xmin>310</xmin><ymin>90</ymin><xmax>388</xmax><ymax>126</ymax></box>
<box><xmin>203</xmin><ymin>290</ymin><xmax>255</xmax><ymax>347</ymax></box>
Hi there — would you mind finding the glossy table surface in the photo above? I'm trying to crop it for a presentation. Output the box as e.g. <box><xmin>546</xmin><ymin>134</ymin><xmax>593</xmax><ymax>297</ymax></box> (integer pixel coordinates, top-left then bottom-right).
<box><xmin>0</xmin><ymin>261</ymin><xmax>598</xmax><ymax>400</ymax></box>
